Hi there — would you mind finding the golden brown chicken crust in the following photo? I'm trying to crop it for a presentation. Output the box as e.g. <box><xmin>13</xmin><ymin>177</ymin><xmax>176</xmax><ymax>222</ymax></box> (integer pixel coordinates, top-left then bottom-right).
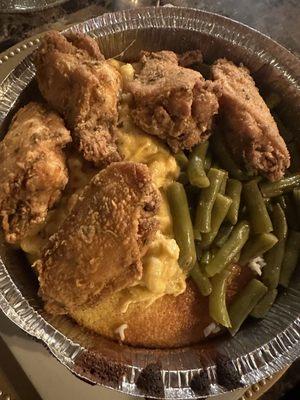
<box><xmin>126</xmin><ymin>51</ymin><xmax>219</xmax><ymax>153</ymax></box>
<box><xmin>178</xmin><ymin>50</ymin><xmax>203</xmax><ymax>67</ymax></box>
<box><xmin>64</xmin><ymin>32</ymin><xmax>104</xmax><ymax>59</ymax></box>
<box><xmin>0</xmin><ymin>102</ymin><xmax>71</xmax><ymax>244</ymax></box>
<box><xmin>212</xmin><ymin>58</ymin><xmax>290</xmax><ymax>181</ymax></box>
<box><xmin>34</xmin><ymin>31</ymin><xmax>122</xmax><ymax>166</ymax></box>
<box><xmin>36</xmin><ymin>162</ymin><xmax>161</xmax><ymax>315</ymax></box>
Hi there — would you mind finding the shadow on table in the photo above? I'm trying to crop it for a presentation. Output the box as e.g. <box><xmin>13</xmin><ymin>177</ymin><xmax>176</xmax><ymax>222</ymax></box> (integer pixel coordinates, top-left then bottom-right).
<box><xmin>0</xmin><ymin>331</ymin><xmax>42</xmax><ymax>400</ymax></box>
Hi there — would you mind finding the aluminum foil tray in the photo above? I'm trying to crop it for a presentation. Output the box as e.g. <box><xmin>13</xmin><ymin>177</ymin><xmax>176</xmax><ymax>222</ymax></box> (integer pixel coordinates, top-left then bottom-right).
<box><xmin>0</xmin><ymin>6</ymin><xmax>299</xmax><ymax>399</ymax></box>
<box><xmin>0</xmin><ymin>0</ymin><xmax>68</xmax><ymax>12</ymax></box>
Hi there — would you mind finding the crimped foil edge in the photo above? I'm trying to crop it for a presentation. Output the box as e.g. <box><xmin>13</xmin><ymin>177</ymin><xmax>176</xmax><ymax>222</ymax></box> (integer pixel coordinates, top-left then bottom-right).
<box><xmin>0</xmin><ymin>7</ymin><xmax>299</xmax><ymax>399</ymax></box>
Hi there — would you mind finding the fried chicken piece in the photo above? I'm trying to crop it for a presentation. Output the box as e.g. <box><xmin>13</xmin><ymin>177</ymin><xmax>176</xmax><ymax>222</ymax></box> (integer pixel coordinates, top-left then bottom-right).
<box><xmin>126</xmin><ymin>50</ymin><xmax>219</xmax><ymax>153</ymax></box>
<box><xmin>212</xmin><ymin>58</ymin><xmax>290</xmax><ymax>181</ymax></box>
<box><xmin>36</xmin><ymin>162</ymin><xmax>161</xmax><ymax>315</ymax></box>
<box><xmin>34</xmin><ymin>31</ymin><xmax>122</xmax><ymax>166</ymax></box>
<box><xmin>0</xmin><ymin>102</ymin><xmax>71</xmax><ymax>244</ymax></box>
<box><xmin>178</xmin><ymin>50</ymin><xmax>203</xmax><ymax>67</ymax></box>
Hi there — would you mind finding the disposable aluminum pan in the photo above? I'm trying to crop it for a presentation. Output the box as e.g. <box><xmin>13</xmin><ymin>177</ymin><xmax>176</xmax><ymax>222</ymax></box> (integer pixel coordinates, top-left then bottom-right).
<box><xmin>0</xmin><ymin>6</ymin><xmax>300</xmax><ymax>399</ymax></box>
<box><xmin>0</xmin><ymin>0</ymin><xmax>68</xmax><ymax>12</ymax></box>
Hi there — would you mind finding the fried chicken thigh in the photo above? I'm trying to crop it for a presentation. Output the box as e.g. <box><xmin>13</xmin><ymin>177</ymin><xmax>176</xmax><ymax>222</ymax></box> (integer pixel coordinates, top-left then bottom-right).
<box><xmin>36</xmin><ymin>162</ymin><xmax>160</xmax><ymax>315</ymax></box>
<box><xmin>212</xmin><ymin>59</ymin><xmax>290</xmax><ymax>181</ymax></box>
<box><xmin>34</xmin><ymin>31</ymin><xmax>121</xmax><ymax>166</ymax></box>
<box><xmin>0</xmin><ymin>102</ymin><xmax>71</xmax><ymax>244</ymax></box>
<box><xmin>126</xmin><ymin>51</ymin><xmax>219</xmax><ymax>152</ymax></box>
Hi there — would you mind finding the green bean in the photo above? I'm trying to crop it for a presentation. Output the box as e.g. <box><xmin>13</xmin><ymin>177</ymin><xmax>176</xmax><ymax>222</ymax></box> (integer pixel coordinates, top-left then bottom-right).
<box><xmin>232</xmin><ymin>251</ymin><xmax>241</xmax><ymax>264</ymax></box>
<box><xmin>264</xmin><ymin>92</ymin><xmax>281</xmax><ymax>110</ymax></box>
<box><xmin>197</xmin><ymin>141</ymin><xmax>209</xmax><ymax>161</ymax></box>
<box><xmin>195</xmin><ymin>241</ymin><xmax>202</xmax><ymax>261</ymax></box>
<box><xmin>225</xmin><ymin>179</ymin><xmax>242</xmax><ymax>225</ymax></box>
<box><xmin>219</xmin><ymin>172</ymin><xmax>228</xmax><ymax>195</ymax></box>
<box><xmin>277</xmin><ymin>195</ymin><xmax>299</xmax><ymax>230</ymax></box>
<box><xmin>175</xmin><ymin>151</ymin><xmax>189</xmax><ymax>170</ymax></box>
<box><xmin>239</xmin><ymin>233</ymin><xmax>278</xmax><ymax>266</ymax></box>
<box><xmin>166</xmin><ymin>182</ymin><xmax>197</xmax><ymax>272</ymax></box>
<box><xmin>276</xmin><ymin>195</ymin><xmax>286</xmax><ymax>209</ymax></box>
<box><xmin>228</xmin><ymin>279</ymin><xmax>268</xmax><ymax>336</ymax></box>
<box><xmin>204</xmin><ymin>151</ymin><xmax>212</xmax><ymax>172</ymax></box>
<box><xmin>187</xmin><ymin>142</ymin><xmax>210</xmax><ymax>188</ymax></box>
<box><xmin>262</xmin><ymin>239</ymin><xmax>286</xmax><ymax>289</ymax></box>
<box><xmin>205</xmin><ymin>221</ymin><xmax>250</xmax><ymax>277</ymax></box>
<box><xmin>201</xmin><ymin>194</ymin><xmax>232</xmax><ymax>249</ymax></box>
<box><xmin>264</xmin><ymin>197</ymin><xmax>273</xmax><ymax>214</ymax></box>
<box><xmin>293</xmin><ymin>188</ymin><xmax>300</xmax><ymax>223</ymax></box>
<box><xmin>214</xmin><ymin>224</ymin><xmax>234</xmax><ymax>248</ymax></box>
<box><xmin>210</xmin><ymin>246</ymin><xmax>219</xmax><ymax>258</ymax></box>
<box><xmin>210</xmin><ymin>134</ymin><xmax>248</xmax><ymax>180</ymax></box>
<box><xmin>199</xmin><ymin>250</ymin><xmax>211</xmax><ymax>265</ymax></box>
<box><xmin>187</xmin><ymin>155</ymin><xmax>209</xmax><ymax>188</ymax></box>
<box><xmin>260</xmin><ymin>173</ymin><xmax>300</xmax><ymax>198</ymax></box>
<box><xmin>271</xmin><ymin>203</ymin><xmax>287</xmax><ymax>240</ymax></box>
<box><xmin>279</xmin><ymin>230</ymin><xmax>300</xmax><ymax>288</ymax></box>
<box><xmin>209</xmin><ymin>268</ymin><xmax>232</xmax><ymax>327</ymax></box>
<box><xmin>243</xmin><ymin>180</ymin><xmax>273</xmax><ymax>234</ymax></box>
<box><xmin>194</xmin><ymin>168</ymin><xmax>226</xmax><ymax>235</ymax></box>
<box><xmin>178</xmin><ymin>172</ymin><xmax>189</xmax><ymax>185</ymax></box>
<box><xmin>250</xmin><ymin>289</ymin><xmax>278</xmax><ymax>318</ymax></box>
<box><xmin>293</xmin><ymin>187</ymin><xmax>300</xmax><ymax>207</ymax></box>
<box><xmin>191</xmin><ymin>262</ymin><xmax>212</xmax><ymax>296</ymax></box>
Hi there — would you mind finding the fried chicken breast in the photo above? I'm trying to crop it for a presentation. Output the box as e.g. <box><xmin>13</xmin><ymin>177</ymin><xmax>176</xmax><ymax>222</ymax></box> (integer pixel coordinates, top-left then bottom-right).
<box><xmin>34</xmin><ymin>31</ymin><xmax>122</xmax><ymax>166</ymax></box>
<box><xmin>36</xmin><ymin>162</ymin><xmax>161</xmax><ymax>315</ymax></box>
<box><xmin>0</xmin><ymin>102</ymin><xmax>71</xmax><ymax>244</ymax></box>
<box><xmin>212</xmin><ymin>59</ymin><xmax>290</xmax><ymax>181</ymax></box>
<box><xmin>126</xmin><ymin>51</ymin><xmax>219</xmax><ymax>153</ymax></box>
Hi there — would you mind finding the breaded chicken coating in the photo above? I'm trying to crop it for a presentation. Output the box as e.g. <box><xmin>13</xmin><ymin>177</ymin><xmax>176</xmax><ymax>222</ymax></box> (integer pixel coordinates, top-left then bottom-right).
<box><xmin>0</xmin><ymin>102</ymin><xmax>71</xmax><ymax>244</ymax></box>
<box><xmin>212</xmin><ymin>59</ymin><xmax>290</xmax><ymax>181</ymax></box>
<box><xmin>126</xmin><ymin>51</ymin><xmax>219</xmax><ymax>152</ymax></box>
<box><xmin>34</xmin><ymin>31</ymin><xmax>122</xmax><ymax>166</ymax></box>
<box><xmin>36</xmin><ymin>162</ymin><xmax>161</xmax><ymax>315</ymax></box>
<box><xmin>177</xmin><ymin>49</ymin><xmax>203</xmax><ymax>67</ymax></box>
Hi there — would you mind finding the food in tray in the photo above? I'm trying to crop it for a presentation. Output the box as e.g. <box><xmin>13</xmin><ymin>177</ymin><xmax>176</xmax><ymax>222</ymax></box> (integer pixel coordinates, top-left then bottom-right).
<box><xmin>35</xmin><ymin>31</ymin><xmax>122</xmax><ymax>166</ymax></box>
<box><xmin>0</xmin><ymin>30</ymin><xmax>299</xmax><ymax>348</ymax></box>
<box><xmin>0</xmin><ymin>102</ymin><xmax>71</xmax><ymax>244</ymax></box>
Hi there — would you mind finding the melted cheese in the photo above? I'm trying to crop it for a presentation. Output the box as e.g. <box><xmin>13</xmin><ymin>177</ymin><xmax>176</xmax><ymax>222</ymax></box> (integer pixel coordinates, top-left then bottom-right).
<box><xmin>116</xmin><ymin>93</ymin><xmax>185</xmax><ymax>311</ymax></box>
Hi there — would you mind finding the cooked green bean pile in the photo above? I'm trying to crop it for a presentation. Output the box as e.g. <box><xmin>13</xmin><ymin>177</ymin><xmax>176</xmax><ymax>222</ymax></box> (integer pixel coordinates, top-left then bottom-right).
<box><xmin>168</xmin><ymin>120</ymin><xmax>300</xmax><ymax>337</ymax></box>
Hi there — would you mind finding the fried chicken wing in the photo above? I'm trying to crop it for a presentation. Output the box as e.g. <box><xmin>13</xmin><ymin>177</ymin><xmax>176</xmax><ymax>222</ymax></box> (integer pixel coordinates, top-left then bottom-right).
<box><xmin>36</xmin><ymin>161</ymin><xmax>161</xmax><ymax>315</ymax></box>
<box><xmin>34</xmin><ymin>31</ymin><xmax>122</xmax><ymax>166</ymax></box>
<box><xmin>126</xmin><ymin>51</ymin><xmax>219</xmax><ymax>153</ymax></box>
<box><xmin>212</xmin><ymin>59</ymin><xmax>290</xmax><ymax>181</ymax></box>
<box><xmin>0</xmin><ymin>102</ymin><xmax>71</xmax><ymax>244</ymax></box>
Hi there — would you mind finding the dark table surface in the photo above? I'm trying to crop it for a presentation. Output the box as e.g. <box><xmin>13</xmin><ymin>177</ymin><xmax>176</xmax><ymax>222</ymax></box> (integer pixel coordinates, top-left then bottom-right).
<box><xmin>0</xmin><ymin>0</ymin><xmax>299</xmax><ymax>55</ymax></box>
<box><xmin>0</xmin><ymin>0</ymin><xmax>299</xmax><ymax>399</ymax></box>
